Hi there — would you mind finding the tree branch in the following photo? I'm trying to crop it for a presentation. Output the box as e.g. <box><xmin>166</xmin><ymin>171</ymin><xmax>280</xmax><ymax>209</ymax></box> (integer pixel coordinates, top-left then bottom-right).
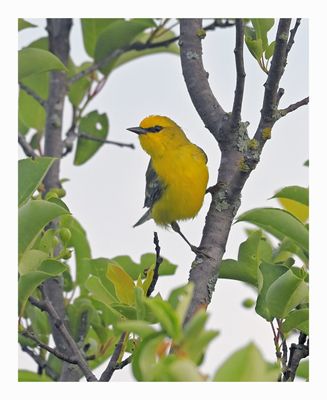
<box><xmin>286</xmin><ymin>19</ymin><xmax>301</xmax><ymax>56</ymax></box>
<box><xmin>21</xmin><ymin>345</ymin><xmax>58</xmax><ymax>380</ymax></box>
<box><xmin>231</xmin><ymin>19</ymin><xmax>246</xmax><ymax>131</ymax></box>
<box><xmin>40</xmin><ymin>18</ymin><xmax>85</xmax><ymax>382</ymax></box>
<box><xmin>99</xmin><ymin>332</ymin><xmax>128</xmax><ymax>381</ymax></box>
<box><xmin>255</xmin><ymin>19</ymin><xmax>292</xmax><ymax>142</ymax></box>
<box><xmin>179</xmin><ymin>19</ymin><xmax>227</xmax><ymax>144</ymax></box>
<box><xmin>278</xmin><ymin>96</ymin><xmax>309</xmax><ymax>117</ymax></box>
<box><xmin>179</xmin><ymin>19</ymin><xmax>299</xmax><ymax>323</ymax></box>
<box><xmin>283</xmin><ymin>333</ymin><xmax>309</xmax><ymax>381</ymax></box>
<box><xmin>29</xmin><ymin>294</ymin><xmax>98</xmax><ymax>382</ymax></box>
<box><xmin>146</xmin><ymin>232</ymin><xmax>163</xmax><ymax>297</ymax></box>
<box><xmin>22</xmin><ymin>329</ymin><xmax>94</xmax><ymax>364</ymax></box>
<box><xmin>18</xmin><ymin>133</ymin><xmax>38</xmax><ymax>158</ymax></box>
<box><xmin>78</xmin><ymin>132</ymin><xmax>135</xmax><ymax>149</ymax></box>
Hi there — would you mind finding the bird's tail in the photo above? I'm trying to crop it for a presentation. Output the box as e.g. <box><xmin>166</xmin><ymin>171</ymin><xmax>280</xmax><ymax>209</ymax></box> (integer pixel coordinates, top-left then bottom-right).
<box><xmin>133</xmin><ymin>209</ymin><xmax>152</xmax><ymax>228</ymax></box>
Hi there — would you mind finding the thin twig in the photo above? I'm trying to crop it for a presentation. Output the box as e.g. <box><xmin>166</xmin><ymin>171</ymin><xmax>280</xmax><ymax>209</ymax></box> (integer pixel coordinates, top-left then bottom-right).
<box><xmin>231</xmin><ymin>19</ymin><xmax>246</xmax><ymax>131</ymax></box>
<box><xmin>286</xmin><ymin>19</ymin><xmax>302</xmax><ymax>56</ymax></box>
<box><xmin>19</xmin><ymin>82</ymin><xmax>47</xmax><ymax>107</ymax></box>
<box><xmin>18</xmin><ymin>133</ymin><xmax>38</xmax><ymax>158</ymax></box>
<box><xmin>21</xmin><ymin>346</ymin><xmax>58</xmax><ymax>380</ymax></box>
<box><xmin>99</xmin><ymin>332</ymin><xmax>128</xmax><ymax>381</ymax></box>
<box><xmin>278</xmin><ymin>96</ymin><xmax>309</xmax><ymax>117</ymax></box>
<box><xmin>78</xmin><ymin>132</ymin><xmax>135</xmax><ymax>149</ymax></box>
<box><xmin>22</xmin><ymin>329</ymin><xmax>94</xmax><ymax>364</ymax></box>
<box><xmin>99</xmin><ymin>232</ymin><xmax>163</xmax><ymax>381</ymax></box>
<box><xmin>29</xmin><ymin>294</ymin><xmax>98</xmax><ymax>382</ymax></box>
<box><xmin>114</xmin><ymin>355</ymin><xmax>133</xmax><ymax>370</ymax></box>
<box><xmin>146</xmin><ymin>232</ymin><xmax>163</xmax><ymax>297</ymax></box>
<box><xmin>68</xmin><ymin>20</ymin><xmax>227</xmax><ymax>85</ymax></box>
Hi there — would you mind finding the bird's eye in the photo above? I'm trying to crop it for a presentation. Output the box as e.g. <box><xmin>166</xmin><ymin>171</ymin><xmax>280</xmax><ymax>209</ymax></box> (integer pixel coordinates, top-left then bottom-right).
<box><xmin>146</xmin><ymin>125</ymin><xmax>163</xmax><ymax>133</ymax></box>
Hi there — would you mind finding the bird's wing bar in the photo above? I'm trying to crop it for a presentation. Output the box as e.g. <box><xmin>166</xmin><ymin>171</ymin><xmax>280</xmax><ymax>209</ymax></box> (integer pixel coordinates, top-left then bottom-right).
<box><xmin>144</xmin><ymin>160</ymin><xmax>166</xmax><ymax>208</ymax></box>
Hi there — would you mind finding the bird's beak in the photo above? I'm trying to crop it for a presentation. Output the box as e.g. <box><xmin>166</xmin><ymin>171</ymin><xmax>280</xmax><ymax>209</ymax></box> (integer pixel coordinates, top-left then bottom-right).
<box><xmin>126</xmin><ymin>126</ymin><xmax>148</xmax><ymax>135</ymax></box>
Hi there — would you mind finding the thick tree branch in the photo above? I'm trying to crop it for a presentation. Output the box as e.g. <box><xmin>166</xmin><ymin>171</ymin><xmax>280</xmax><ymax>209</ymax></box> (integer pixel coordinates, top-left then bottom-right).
<box><xmin>179</xmin><ymin>19</ymin><xmax>226</xmax><ymax>143</ymax></box>
<box><xmin>283</xmin><ymin>333</ymin><xmax>309</xmax><ymax>381</ymax></box>
<box><xmin>179</xmin><ymin>19</ymin><xmax>299</xmax><ymax>323</ymax></box>
<box><xmin>18</xmin><ymin>133</ymin><xmax>38</xmax><ymax>158</ymax></box>
<box><xmin>40</xmin><ymin>18</ymin><xmax>85</xmax><ymax>382</ymax></box>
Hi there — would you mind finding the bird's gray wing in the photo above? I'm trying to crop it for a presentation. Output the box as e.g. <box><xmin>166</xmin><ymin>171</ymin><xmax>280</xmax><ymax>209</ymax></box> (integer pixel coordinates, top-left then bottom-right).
<box><xmin>133</xmin><ymin>160</ymin><xmax>166</xmax><ymax>227</ymax></box>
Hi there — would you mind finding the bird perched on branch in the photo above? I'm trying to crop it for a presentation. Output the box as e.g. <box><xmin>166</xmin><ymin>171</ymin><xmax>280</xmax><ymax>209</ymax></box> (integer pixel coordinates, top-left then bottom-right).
<box><xmin>127</xmin><ymin>115</ymin><xmax>208</xmax><ymax>252</ymax></box>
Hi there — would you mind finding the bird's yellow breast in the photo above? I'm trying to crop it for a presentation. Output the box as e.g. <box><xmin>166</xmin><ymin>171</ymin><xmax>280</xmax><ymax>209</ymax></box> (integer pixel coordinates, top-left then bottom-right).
<box><xmin>151</xmin><ymin>143</ymin><xmax>208</xmax><ymax>225</ymax></box>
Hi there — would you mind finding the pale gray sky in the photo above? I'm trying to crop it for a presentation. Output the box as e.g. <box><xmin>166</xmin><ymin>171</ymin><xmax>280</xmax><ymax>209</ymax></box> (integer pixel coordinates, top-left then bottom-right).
<box><xmin>19</xmin><ymin>18</ymin><xmax>308</xmax><ymax>381</ymax></box>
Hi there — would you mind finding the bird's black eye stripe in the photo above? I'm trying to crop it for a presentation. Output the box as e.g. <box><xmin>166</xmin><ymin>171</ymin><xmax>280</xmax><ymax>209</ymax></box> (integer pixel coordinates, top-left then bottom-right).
<box><xmin>146</xmin><ymin>125</ymin><xmax>163</xmax><ymax>133</ymax></box>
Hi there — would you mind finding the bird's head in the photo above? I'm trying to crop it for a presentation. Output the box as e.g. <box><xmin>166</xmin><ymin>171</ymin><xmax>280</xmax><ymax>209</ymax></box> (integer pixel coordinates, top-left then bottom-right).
<box><xmin>127</xmin><ymin>115</ymin><xmax>188</xmax><ymax>157</ymax></box>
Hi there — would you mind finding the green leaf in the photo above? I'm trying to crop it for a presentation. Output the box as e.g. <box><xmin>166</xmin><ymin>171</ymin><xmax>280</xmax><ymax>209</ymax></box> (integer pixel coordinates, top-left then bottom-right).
<box><xmin>245</xmin><ymin>37</ymin><xmax>263</xmax><ymax>61</ymax></box>
<box><xmin>175</xmin><ymin>283</ymin><xmax>194</xmax><ymax>323</ymax></box>
<box><xmin>112</xmin><ymin>28</ymin><xmax>179</xmax><ymax>71</ymax></box>
<box><xmin>265</xmin><ymin>41</ymin><xmax>276</xmax><ymax>59</ymax></box>
<box><xmin>153</xmin><ymin>357</ymin><xmax>205</xmax><ymax>382</ymax></box>
<box><xmin>84</xmin><ymin>275</ymin><xmax>118</xmax><ymax>306</ymax></box>
<box><xmin>272</xmin><ymin>186</ymin><xmax>309</xmax><ymax>222</ymax></box>
<box><xmin>18</xmin><ymin>259</ymin><xmax>67</xmax><ymax>315</ymax></box>
<box><xmin>106</xmin><ymin>263</ymin><xmax>136</xmax><ymax>305</ymax></box>
<box><xmin>213</xmin><ymin>342</ymin><xmax>279</xmax><ymax>382</ymax></box>
<box><xmin>255</xmin><ymin>262</ymin><xmax>289</xmax><ymax>321</ymax></box>
<box><xmin>145</xmin><ymin>297</ymin><xmax>181</xmax><ymax>340</ymax></box>
<box><xmin>132</xmin><ymin>332</ymin><xmax>166</xmax><ymax>381</ymax></box>
<box><xmin>112</xmin><ymin>253</ymin><xmax>177</xmax><ymax>280</ymax></box>
<box><xmin>82</xmin><ymin>258</ymin><xmax>116</xmax><ymax>297</ymax></box>
<box><xmin>74</xmin><ymin>111</ymin><xmax>109</xmax><ymax>165</ymax></box>
<box><xmin>18</xmin><ymin>200</ymin><xmax>69</xmax><ymax>260</ymax></box>
<box><xmin>18</xmin><ymin>48</ymin><xmax>67</xmax><ymax>80</ymax></box>
<box><xmin>19</xmin><ymin>88</ymin><xmax>46</xmax><ymax>132</ymax></box>
<box><xmin>281</xmin><ymin>308</ymin><xmax>309</xmax><ymax>335</ymax></box>
<box><xmin>251</xmin><ymin>18</ymin><xmax>275</xmax><ymax>50</ymax></box>
<box><xmin>237</xmin><ymin>207</ymin><xmax>309</xmax><ymax>252</ymax></box>
<box><xmin>272</xmin><ymin>185</ymin><xmax>309</xmax><ymax>206</ymax></box>
<box><xmin>26</xmin><ymin>302</ymin><xmax>51</xmax><ymax>340</ymax></box>
<box><xmin>18</xmin><ymin>38</ymin><xmax>49</xmax><ymax>132</ymax></box>
<box><xmin>18</xmin><ymin>19</ymin><xmax>37</xmax><ymax>31</ymax></box>
<box><xmin>116</xmin><ymin>320</ymin><xmax>156</xmax><ymax>337</ymax></box>
<box><xmin>296</xmin><ymin>360</ymin><xmax>309</xmax><ymax>380</ymax></box>
<box><xmin>140</xmin><ymin>253</ymin><xmax>177</xmax><ymax>276</ymax></box>
<box><xmin>265</xmin><ymin>269</ymin><xmax>309</xmax><ymax>318</ymax></box>
<box><xmin>67</xmin><ymin>60</ymin><xmax>93</xmax><ymax>106</ymax></box>
<box><xmin>59</xmin><ymin>215</ymin><xmax>91</xmax><ymax>291</ymax></box>
<box><xmin>18</xmin><ymin>370</ymin><xmax>52</xmax><ymax>382</ymax></box>
<box><xmin>19</xmin><ymin>249</ymin><xmax>48</xmax><ymax>275</ymax></box>
<box><xmin>219</xmin><ymin>231</ymin><xmax>270</xmax><ymax>286</ymax></box>
<box><xmin>94</xmin><ymin>19</ymin><xmax>156</xmax><ymax>75</ymax></box>
<box><xmin>81</xmin><ymin>18</ymin><xmax>124</xmax><ymax>57</ymax></box>
<box><xmin>18</xmin><ymin>157</ymin><xmax>56</xmax><ymax>207</ymax></box>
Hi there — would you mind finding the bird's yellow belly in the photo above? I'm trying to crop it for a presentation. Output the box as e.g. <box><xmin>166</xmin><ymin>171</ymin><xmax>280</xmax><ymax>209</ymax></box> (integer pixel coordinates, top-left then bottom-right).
<box><xmin>151</xmin><ymin>146</ymin><xmax>208</xmax><ymax>225</ymax></box>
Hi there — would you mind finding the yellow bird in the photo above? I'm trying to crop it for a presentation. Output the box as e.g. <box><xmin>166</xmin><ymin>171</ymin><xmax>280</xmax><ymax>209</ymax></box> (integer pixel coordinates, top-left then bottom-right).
<box><xmin>127</xmin><ymin>115</ymin><xmax>209</xmax><ymax>251</ymax></box>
